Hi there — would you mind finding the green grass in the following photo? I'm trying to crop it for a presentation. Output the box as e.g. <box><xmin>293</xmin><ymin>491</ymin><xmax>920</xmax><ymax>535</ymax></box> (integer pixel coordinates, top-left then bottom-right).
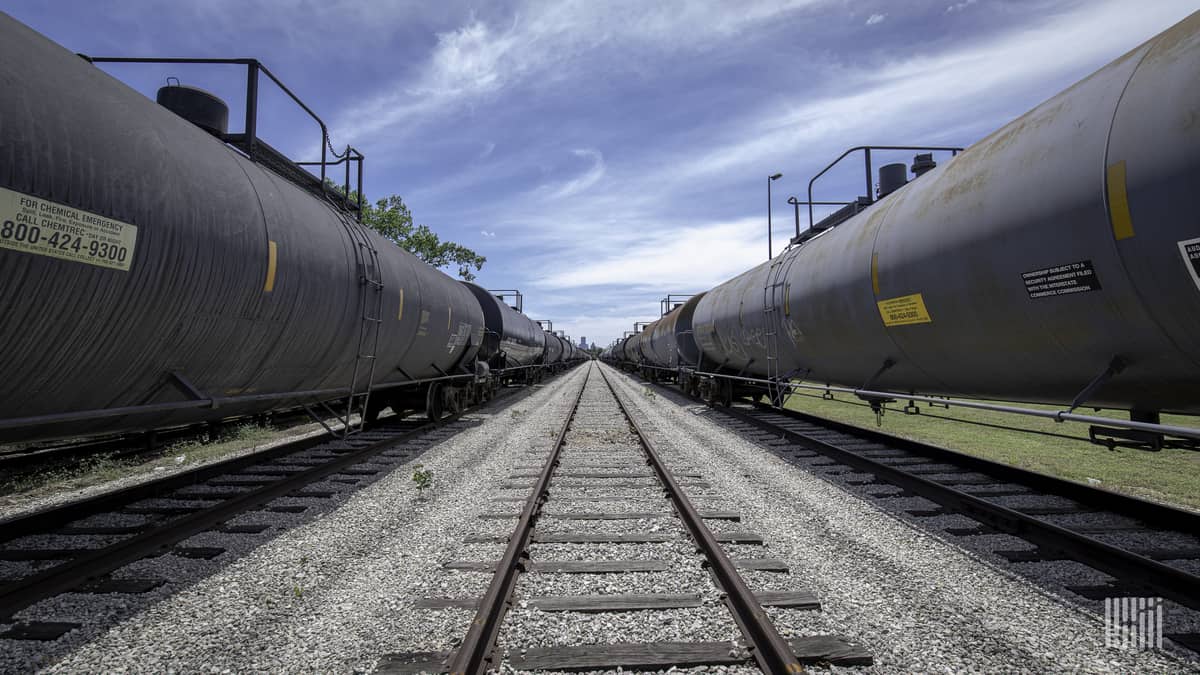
<box><xmin>0</xmin><ymin>424</ymin><xmax>287</xmax><ymax>503</ymax></box>
<box><xmin>782</xmin><ymin>391</ymin><xmax>1200</xmax><ymax>512</ymax></box>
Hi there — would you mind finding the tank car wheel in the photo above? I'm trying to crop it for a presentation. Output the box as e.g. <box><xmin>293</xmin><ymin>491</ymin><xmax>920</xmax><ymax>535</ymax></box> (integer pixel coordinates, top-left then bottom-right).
<box><xmin>426</xmin><ymin>383</ymin><xmax>445</xmax><ymax>423</ymax></box>
<box><xmin>442</xmin><ymin>386</ymin><xmax>461</xmax><ymax>415</ymax></box>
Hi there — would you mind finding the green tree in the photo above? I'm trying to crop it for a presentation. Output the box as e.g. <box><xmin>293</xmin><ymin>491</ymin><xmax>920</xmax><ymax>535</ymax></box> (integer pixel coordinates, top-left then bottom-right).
<box><xmin>331</xmin><ymin>184</ymin><xmax>486</xmax><ymax>281</ymax></box>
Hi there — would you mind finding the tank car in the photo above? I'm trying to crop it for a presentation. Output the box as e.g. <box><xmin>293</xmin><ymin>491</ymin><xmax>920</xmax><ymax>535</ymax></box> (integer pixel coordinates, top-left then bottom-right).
<box><xmin>638</xmin><ymin>293</ymin><xmax>707</xmax><ymax>382</ymax></box>
<box><xmin>461</xmin><ymin>284</ymin><xmax>546</xmax><ymax>384</ymax></box>
<box><xmin>692</xmin><ymin>11</ymin><xmax>1200</xmax><ymax>418</ymax></box>
<box><xmin>541</xmin><ymin>326</ymin><xmax>565</xmax><ymax>367</ymax></box>
<box><xmin>614</xmin><ymin>334</ymin><xmax>638</xmax><ymax>370</ymax></box>
<box><xmin>0</xmin><ymin>14</ymin><xmax>579</xmax><ymax>441</ymax></box>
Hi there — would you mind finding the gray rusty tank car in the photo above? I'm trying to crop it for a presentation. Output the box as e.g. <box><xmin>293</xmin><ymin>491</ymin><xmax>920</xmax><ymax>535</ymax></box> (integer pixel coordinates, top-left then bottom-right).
<box><xmin>563</xmin><ymin>336</ymin><xmax>581</xmax><ymax>362</ymax></box>
<box><xmin>642</xmin><ymin>293</ymin><xmax>707</xmax><ymax>369</ymax></box>
<box><xmin>461</xmin><ymin>284</ymin><xmax>546</xmax><ymax>369</ymax></box>
<box><xmin>542</xmin><ymin>329</ymin><xmax>565</xmax><ymax>365</ymax></box>
<box><xmin>0</xmin><ymin>13</ymin><xmax>489</xmax><ymax>440</ymax></box>
<box><xmin>693</xmin><ymin>12</ymin><xmax>1200</xmax><ymax>415</ymax></box>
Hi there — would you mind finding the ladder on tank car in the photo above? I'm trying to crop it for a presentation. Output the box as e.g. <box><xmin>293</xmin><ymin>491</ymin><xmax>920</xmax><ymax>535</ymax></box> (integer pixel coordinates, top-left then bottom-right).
<box><xmin>762</xmin><ymin>253</ymin><xmax>793</xmax><ymax>407</ymax></box>
<box><xmin>338</xmin><ymin>212</ymin><xmax>385</xmax><ymax>437</ymax></box>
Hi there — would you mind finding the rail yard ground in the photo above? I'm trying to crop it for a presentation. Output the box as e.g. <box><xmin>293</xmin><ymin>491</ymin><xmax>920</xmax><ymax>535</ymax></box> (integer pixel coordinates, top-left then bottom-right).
<box><xmin>0</xmin><ymin>420</ymin><xmax>335</xmax><ymax>519</ymax></box>
<box><xmin>3</xmin><ymin>362</ymin><xmax>1195</xmax><ymax>673</ymax></box>
<box><xmin>785</xmin><ymin>392</ymin><xmax>1200</xmax><ymax>512</ymax></box>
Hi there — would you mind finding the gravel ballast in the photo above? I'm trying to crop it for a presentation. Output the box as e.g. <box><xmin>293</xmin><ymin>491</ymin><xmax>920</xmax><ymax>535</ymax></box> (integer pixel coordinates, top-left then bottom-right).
<box><xmin>600</xmin><ymin>364</ymin><xmax>1197</xmax><ymax>674</ymax></box>
<box><xmin>12</xmin><ymin>360</ymin><xmax>1197</xmax><ymax>672</ymax></box>
<box><xmin>2</xmin><ymin>367</ymin><xmax>590</xmax><ymax>673</ymax></box>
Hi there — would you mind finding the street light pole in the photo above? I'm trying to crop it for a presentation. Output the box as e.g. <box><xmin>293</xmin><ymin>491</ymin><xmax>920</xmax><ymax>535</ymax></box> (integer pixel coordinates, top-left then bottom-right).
<box><xmin>767</xmin><ymin>172</ymin><xmax>782</xmax><ymax>259</ymax></box>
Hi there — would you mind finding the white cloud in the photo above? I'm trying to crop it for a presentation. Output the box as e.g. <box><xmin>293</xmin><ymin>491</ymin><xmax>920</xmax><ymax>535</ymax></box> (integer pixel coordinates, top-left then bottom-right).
<box><xmin>945</xmin><ymin>0</ymin><xmax>978</xmax><ymax>13</ymax></box>
<box><xmin>659</xmin><ymin>0</ymin><xmax>1194</xmax><ymax>187</ymax></box>
<box><xmin>865</xmin><ymin>13</ymin><xmax>886</xmax><ymax>25</ymax></box>
<box><xmin>535</xmin><ymin>218</ymin><xmax>767</xmax><ymax>291</ymax></box>
<box><xmin>337</xmin><ymin>0</ymin><xmax>829</xmax><ymax>143</ymax></box>
<box><xmin>480</xmin><ymin>230</ymin><xmax>496</xmax><ymax>237</ymax></box>
<box><xmin>545</xmin><ymin>149</ymin><xmax>606</xmax><ymax>199</ymax></box>
<box><xmin>479</xmin><ymin>141</ymin><xmax>496</xmax><ymax>159</ymax></box>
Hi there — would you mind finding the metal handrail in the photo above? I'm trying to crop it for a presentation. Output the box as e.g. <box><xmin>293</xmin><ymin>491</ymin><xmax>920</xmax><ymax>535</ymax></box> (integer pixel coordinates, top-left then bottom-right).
<box><xmin>804</xmin><ymin>145</ymin><xmax>963</xmax><ymax>233</ymax></box>
<box><xmin>81</xmin><ymin>55</ymin><xmax>366</xmax><ymax>219</ymax></box>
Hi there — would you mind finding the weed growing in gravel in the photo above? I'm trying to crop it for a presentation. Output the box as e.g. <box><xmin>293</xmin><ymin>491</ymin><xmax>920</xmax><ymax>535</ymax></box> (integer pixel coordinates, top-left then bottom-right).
<box><xmin>412</xmin><ymin>464</ymin><xmax>433</xmax><ymax>496</ymax></box>
<box><xmin>293</xmin><ymin>584</ymin><xmax>303</xmax><ymax>599</ymax></box>
<box><xmin>643</xmin><ymin>388</ymin><xmax>656</xmax><ymax>399</ymax></box>
<box><xmin>509</xmin><ymin>408</ymin><xmax>527</xmax><ymax>420</ymax></box>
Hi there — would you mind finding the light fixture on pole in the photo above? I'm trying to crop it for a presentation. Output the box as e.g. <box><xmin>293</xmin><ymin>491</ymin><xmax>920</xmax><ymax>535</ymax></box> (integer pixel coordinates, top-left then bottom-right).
<box><xmin>767</xmin><ymin>173</ymin><xmax>783</xmax><ymax>259</ymax></box>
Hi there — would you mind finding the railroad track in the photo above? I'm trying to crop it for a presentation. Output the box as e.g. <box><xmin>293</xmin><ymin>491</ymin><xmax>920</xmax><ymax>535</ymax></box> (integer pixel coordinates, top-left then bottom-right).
<box><xmin>641</xmin><ymin>376</ymin><xmax>1200</xmax><ymax>653</ymax></box>
<box><xmin>0</xmin><ymin>408</ymin><xmax>316</xmax><ymax>479</ymax></box>
<box><xmin>0</xmin><ymin>375</ymin><xmax>568</xmax><ymax>643</ymax></box>
<box><xmin>381</xmin><ymin>363</ymin><xmax>871</xmax><ymax>673</ymax></box>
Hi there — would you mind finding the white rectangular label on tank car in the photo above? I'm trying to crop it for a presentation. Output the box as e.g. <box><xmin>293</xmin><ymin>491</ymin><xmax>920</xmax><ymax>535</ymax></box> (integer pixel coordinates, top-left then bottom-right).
<box><xmin>0</xmin><ymin>186</ymin><xmax>137</xmax><ymax>271</ymax></box>
<box><xmin>1179</xmin><ymin>237</ymin><xmax>1200</xmax><ymax>294</ymax></box>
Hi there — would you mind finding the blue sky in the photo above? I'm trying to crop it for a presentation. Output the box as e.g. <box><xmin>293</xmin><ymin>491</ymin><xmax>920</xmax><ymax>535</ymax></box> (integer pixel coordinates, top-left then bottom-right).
<box><xmin>8</xmin><ymin>0</ymin><xmax>1197</xmax><ymax>347</ymax></box>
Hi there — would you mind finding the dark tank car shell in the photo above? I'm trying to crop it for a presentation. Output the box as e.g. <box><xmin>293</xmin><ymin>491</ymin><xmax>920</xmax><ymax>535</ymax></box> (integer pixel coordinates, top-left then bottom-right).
<box><xmin>692</xmin><ymin>12</ymin><xmax>1200</xmax><ymax>414</ymax></box>
<box><xmin>0</xmin><ymin>13</ymin><xmax>487</xmax><ymax>440</ymax></box>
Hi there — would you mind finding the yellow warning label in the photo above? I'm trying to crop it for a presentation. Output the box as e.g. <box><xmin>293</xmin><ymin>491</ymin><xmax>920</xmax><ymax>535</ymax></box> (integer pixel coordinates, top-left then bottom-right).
<box><xmin>263</xmin><ymin>240</ymin><xmax>278</xmax><ymax>292</ymax></box>
<box><xmin>0</xmin><ymin>186</ymin><xmax>138</xmax><ymax>271</ymax></box>
<box><xmin>1107</xmin><ymin>160</ymin><xmax>1135</xmax><ymax>240</ymax></box>
<box><xmin>877</xmin><ymin>293</ymin><xmax>932</xmax><ymax>326</ymax></box>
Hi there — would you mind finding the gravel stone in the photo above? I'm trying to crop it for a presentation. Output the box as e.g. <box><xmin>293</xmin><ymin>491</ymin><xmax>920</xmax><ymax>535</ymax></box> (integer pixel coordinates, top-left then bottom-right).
<box><xmin>601</xmin><ymin>365</ymin><xmax>1197</xmax><ymax>673</ymax></box>
<box><xmin>1</xmin><ymin>367</ymin><xmax>590</xmax><ymax>673</ymax></box>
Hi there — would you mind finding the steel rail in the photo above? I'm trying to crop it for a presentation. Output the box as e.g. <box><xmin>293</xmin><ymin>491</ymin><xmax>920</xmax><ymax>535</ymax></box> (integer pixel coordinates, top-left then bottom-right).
<box><xmin>447</xmin><ymin>365</ymin><xmax>591</xmax><ymax>674</ymax></box>
<box><xmin>0</xmin><ymin>425</ymin><xmax>338</xmax><ymax>543</ymax></box>
<box><xmin>0</xmin><ymin>366</ymin><xmax>584</xmax><ymax>543</ymax></box>
<box><xmin>751</xmin><ymin>401</ymin><xmax>1200</xmax><ymax>534</ymax></box>
<box><xmin>1</xmin><ymin>364</ymin><xmax>583</xmax><ymax>623</ymax></box>
<box><xmin>0</xmin><ymin>417</ymin><xmax>447</xmax><ymax>621</ymax></box>
<box><xmin>718</xmin><ymin>403</ymin><xmax>1200</xmax><ymax>613</ymax></box>
<box><xmin>596</xmin><ymin>366</ymin><xmax>804</xmax><ymax>674</ymax></box>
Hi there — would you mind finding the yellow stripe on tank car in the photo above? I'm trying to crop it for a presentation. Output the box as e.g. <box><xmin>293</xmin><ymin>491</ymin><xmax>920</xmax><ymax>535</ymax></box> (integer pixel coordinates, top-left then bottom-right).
<box><xmin>447</xmin><ymin>306</ymin><xmax>452</xmax><ymax>330</ymax></box>
<box><xmin>397</xmin><ymin>288</ymin><xmax>404</xmax><ymax>320</ymax></box>
<box><xmin>1107</xmin><ymin>160</ymin><xmax>1135</xmax><ymax>240</ymax></box>
<box><xmin>263</xmin><ymin>240</ymin><xmax>278</xmax><ymax>292</ymax></box>
<box><xmin>871</xmin><ymin>252</ymin><xmax>881</xmax><ymax>295</ymax></box>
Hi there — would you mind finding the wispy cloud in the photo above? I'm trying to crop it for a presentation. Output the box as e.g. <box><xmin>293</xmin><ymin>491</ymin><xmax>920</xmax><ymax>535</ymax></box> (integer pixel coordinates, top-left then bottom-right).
<box><xmin>535</xmin><ymin>218</ymin><xmax>766</xmax><ymax>291</ymax></box>
<box><xmin>945</xmin><ymin>0</ymin><xmax>978</xmax><ymax>13</ymax></box>
<box><xmin>645</xmin><ymin>0</ymin><xmax>1193</xmax><ymax>189</ymax></box>
<box><xmin>865</xmin><ymin>13</ymin><xmax>886</xmax><ymax>25</ymax></box>
<box><xmin>544</xmin><ymin>148</ymin><xmax>606</xmax><ymax>199</ymax></box>
<box><xmin>336</xmin><ymin>0</ymin><xmax>828</xmax><ymax>144</ymax></box>
<box><xmin>480</xmin><ymin>230</ymin><xmax>496</xmax><ymax>237</ymax></box>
